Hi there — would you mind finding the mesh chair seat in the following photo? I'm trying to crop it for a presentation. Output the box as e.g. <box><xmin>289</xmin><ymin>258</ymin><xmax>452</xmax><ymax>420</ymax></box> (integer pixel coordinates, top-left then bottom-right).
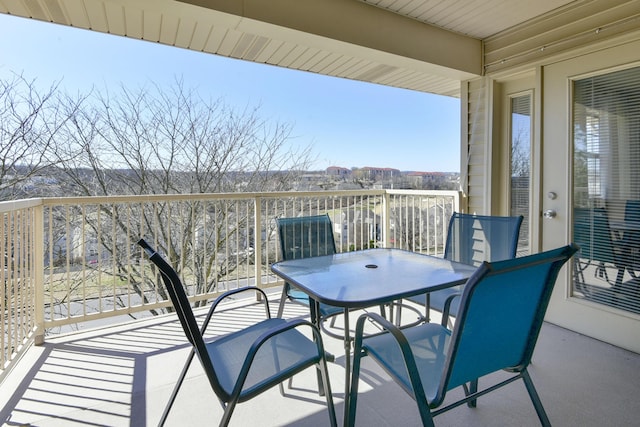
<box><xmin>208</xmin><ymin>317</ymin><xmax>322</xmax><ymax>398</ymax></box>
<box><xmin>362</xmin><ymin>322</ymin><xmax>451</xmax><ymax>402</ymax></box>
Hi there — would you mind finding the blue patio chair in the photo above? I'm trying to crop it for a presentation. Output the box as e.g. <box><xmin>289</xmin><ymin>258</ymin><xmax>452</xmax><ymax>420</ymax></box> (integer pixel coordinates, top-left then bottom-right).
<box><xmin>347</xmin><ymin>244</ymin><xmax>578</xmax><ymax>427</ymax></box>
<box><xmin>573</xmin><ymin>207</ymin><xmax>630</xmax><ymax>291</ymax></box>
<box><xmin>138</xmin><ymin>239</ymin><xmax>337</xmax><ymax>427</ymax></box>
<box><xmin>624</xmin><ymin>199</ymin><xmax>640</xmax><ymax>223</ymax></box>
<box><xmin>621</xmin><ymin>200</ymin><xmax>640</xmax><ymax>273</ymax></box>
<box><xmin>275</xmin><ymin>214</ymin><xmax>341</xmax><ymax>322</ymax></box>
<box><xmin>408</xmin><ymin>212</ymin><xmax>523</xmax><ymax>321</ymax></box>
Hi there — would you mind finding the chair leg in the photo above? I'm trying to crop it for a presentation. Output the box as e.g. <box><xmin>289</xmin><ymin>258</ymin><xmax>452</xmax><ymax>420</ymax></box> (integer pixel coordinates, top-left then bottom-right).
<box><xmin>276</xmin><ymin>285</ymin><xmax>293</xmax><ymax>393</ymax></box>
<box><xmin>392</xmin><ymin>301</ymin><xmax>401</xmax><ymax>325</ymax></box>
<box><xmin>159</xmin><ymin>348</ymin><xmax>196</xmax><ymax>426</ymax></box>
<box><xmin>348</xmin><ymin>343</ymin><xmax>435</xmax><ymax>427</ymax></box>
<box><xmin>308</xmin><ymin>301</ymin><xmax>329</xmax><ymax>397</ymax></box>
<box><xmin>279</xmin><ymin>379</ymin><xmax>288</xmax><ymax>396</ymax></box>
<box><xmin>615</xmin><ymin>266</ymin><xmax>625</xmax><ymax>287</ymax></box>
<box><xmin>318</xmin><ymin>357</ymin><xmax>338</xmax><ymax>427</ymax></box>
<box><xmin>521</xmin><ymin>369</ymin><xmax>551</xmax><ymax>427</ymax></box>
<box><xmin>329</xmin><ymin>314</ymin><xmax>338</xmax><ymax>328</ymax></box>
<box><xmin>220</xmin><ymin>400</ymin><xmax>238</xmax><ymax>427</ymax></box>
<box><xmin>346</xmin><ymin>342</ymin><xmax>364</xmax><ymax>426</ymax></box>
<box><xmin>276</xmin><ymin>285</ymin><xmax>289</xmax><ymax>318</ymax></box>
<box><xmin>415</xmin><ymin>398</ymin><xmax>437</xmax><ymax>427</ymax></box>
<box><xmin>466</xmin><ymin>379</ymin><xmax>478</xmax><ymax>408</ymax></box>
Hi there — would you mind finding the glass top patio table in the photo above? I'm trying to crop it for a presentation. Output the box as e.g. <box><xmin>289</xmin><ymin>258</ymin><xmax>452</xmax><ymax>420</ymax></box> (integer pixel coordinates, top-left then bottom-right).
<box><xmin>270</xmin><ymin>248</ymin><xmax>477</xmax><ymax>309</ymax></box>
<box><xmin>271</xmin><ymin>248</ymin><xmax>477</xmax><ymax>425</ymax></box>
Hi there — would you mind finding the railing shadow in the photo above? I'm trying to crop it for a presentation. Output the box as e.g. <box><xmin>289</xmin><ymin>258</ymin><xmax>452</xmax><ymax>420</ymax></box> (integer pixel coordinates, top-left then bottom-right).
<box><xmin>0</xmin><ymin>316</ymin><xmax>187</xmax><ymax>426</ymax></box>
<box><xmin>0</xmin><ymin>298</ymin><xmax>322</xmax><ymax>426</ymax></box>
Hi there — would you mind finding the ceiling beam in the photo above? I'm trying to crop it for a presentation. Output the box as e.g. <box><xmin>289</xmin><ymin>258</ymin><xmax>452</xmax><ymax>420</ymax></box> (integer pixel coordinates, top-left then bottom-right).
<box><xmin>178</xmin><ymin>0</ymin><xmax>482</xmax><ymax>78</ymax></box>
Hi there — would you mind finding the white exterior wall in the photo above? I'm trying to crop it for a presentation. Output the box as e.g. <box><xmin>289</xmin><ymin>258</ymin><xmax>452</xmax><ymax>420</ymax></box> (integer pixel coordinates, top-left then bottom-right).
<box><xmin>461</xmin><ymin>77</ymin><xmax>492</xmax><ymax>215</ymax></box>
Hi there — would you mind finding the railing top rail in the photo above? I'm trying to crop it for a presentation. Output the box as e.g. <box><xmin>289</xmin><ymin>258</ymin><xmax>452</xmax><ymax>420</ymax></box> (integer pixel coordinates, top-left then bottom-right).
<box><xmin>386</xmin><ymin>189</ymin><xmax>461</xmax><ymax>196</ymax></box>
<box><xmin>0</xmin><ymin>198</ymin><xmax>43</xmax><ymax>212</ymax></box>
<box><xmin>0</xmin><ymin>189</ymin><xmax>462</xmax><ymax>210</ymax></box>
<box><xmin>38</xmin><ymin>189</ymin><xmax>393</xmax><ymax>206</ymax></box>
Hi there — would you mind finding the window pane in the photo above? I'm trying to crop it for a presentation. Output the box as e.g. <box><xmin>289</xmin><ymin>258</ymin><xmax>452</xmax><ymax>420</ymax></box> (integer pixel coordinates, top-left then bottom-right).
<box><xmin>573</xmin><ymin>66</ymin><xmax>640</xmax><ymax>315</ymax></box>
<box><xmin>510</xmin><ymin>94</ymin><xmax>531</xmax><ymax>255</ymax></box>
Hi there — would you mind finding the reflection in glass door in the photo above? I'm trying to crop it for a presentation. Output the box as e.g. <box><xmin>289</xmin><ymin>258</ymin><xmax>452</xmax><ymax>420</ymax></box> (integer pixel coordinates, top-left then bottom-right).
<box><xmin>572</xmin><ymin>66</ymin><xmax>640</xmax><ymax>315</ymax></box>
<box><xmin>510</xmin><ymin>94</ymin><xmax>531</xmax><ymax>255</ymax></box>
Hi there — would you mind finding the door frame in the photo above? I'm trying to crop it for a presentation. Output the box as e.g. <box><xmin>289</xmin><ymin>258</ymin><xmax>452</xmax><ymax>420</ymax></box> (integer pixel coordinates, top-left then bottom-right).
<box><xmin>495</xmin><ymin>76</ymin><xmax>539</xmax><ymax>255</ymax></box>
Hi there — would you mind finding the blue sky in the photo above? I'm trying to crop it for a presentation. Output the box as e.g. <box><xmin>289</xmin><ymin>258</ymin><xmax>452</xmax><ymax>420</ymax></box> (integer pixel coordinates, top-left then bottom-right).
<box><xmin>0</xmin><ymin>13</ymin><xmax>460</xmax><ymax>172</ymax></box>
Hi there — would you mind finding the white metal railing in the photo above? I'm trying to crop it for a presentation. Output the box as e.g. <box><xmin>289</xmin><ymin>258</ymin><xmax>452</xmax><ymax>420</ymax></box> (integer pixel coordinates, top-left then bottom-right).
<box><xmin>1</xmin><ymin>198</ymin><xmax>41</xmax><ymax>381</ymax></box>
<box><xmin>0</xmin><ymin>189</ymin><xmax>459</xmax><ymax>378</ymax></box>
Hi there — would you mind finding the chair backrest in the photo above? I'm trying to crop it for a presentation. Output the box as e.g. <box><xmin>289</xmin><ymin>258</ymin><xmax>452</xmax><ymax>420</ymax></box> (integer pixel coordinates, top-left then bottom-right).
<box><xmin>137</xmin><ymin>239</ymin><xmax>229</xmax><ymax>401</ymax></box>
<box><xmin>624</xmin><ymin>200</ymin><xmax>640</xmax><ymax>223</ymax></box>
<box><xmin>277</xmin><ymin>214</ymin><xmax>337</xmax><ymax>260</ymax></box>
<box><xmin>444</xmin><ymin>212</ymin><xmax>523</xmax><ymax>266</ymax></box>
<box><xmin>436</xmin><ymin>244</ymin><xmax>578</xmax><ymax>404</ymax></box>
<box><xmin>573</xmin><ymin>207</ymin><xmax>617</xmax><ymax>264</ymax></box>
<box><xmin>623</xmin><ymin>200</ymin><xmax>640</xmax><ymax>251</ymax></box>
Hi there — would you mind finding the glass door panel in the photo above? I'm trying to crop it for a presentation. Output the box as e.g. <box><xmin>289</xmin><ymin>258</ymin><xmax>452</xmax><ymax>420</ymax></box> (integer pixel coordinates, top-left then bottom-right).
<box><xmin>572</xmin><ymin>66</ymin><xmax>640</xmax><ymax>315</ymax></box>
<box><xmin>510</xmin><ymin>94</ymin><xmax>532</xmax><ymax>255</ymax></box>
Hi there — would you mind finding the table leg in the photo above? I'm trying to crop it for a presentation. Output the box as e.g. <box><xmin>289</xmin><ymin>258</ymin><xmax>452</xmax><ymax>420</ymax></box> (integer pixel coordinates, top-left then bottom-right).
<box><xmin>309</xmin><ymin>299</ymin><xmax>326</xmax><ymax>397</ymax></box>
<box><xmin>342</xmin><ymin>308</ymin><xmax>351</xmax><ymax>426</ymax></box>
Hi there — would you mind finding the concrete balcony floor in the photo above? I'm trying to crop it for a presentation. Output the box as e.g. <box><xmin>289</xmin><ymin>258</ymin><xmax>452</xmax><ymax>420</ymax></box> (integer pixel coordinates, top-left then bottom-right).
<box><xmin>1</xmin><ymin>290</ymin><xmax>639</xmax><ymax>427</ymax></box>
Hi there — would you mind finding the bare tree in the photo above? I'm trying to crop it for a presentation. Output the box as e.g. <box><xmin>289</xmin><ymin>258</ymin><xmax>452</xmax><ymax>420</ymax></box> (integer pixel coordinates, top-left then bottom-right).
<box><xmin>511</xmin><ymin>125</ymin><xmax>530</xmax><ymax>179</ymax></box>
<box><xmin>0</xmin><ymin>74</ymin><xmax>81</xmax><ymax>198</ymax></box>
<box><xmin>48</xmin><ymin>78</ymin><xmax>315</xmax><ymax>311</ymax></box>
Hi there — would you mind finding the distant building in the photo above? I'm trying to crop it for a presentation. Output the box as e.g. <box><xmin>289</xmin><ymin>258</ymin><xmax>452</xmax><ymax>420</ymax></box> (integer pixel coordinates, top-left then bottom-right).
<box><xmin>357</xmin><ymin>167</ymin><xmax>400</xmax><ymax>181</ymax></box>
<box><xmin>406</xmin><ymin>171</ymin><xmax>447</xmax><ymax>187</ymax></box>
<box><xmin>326</xmin><ymin>166</ymin><xmax>351</xmax><ymax>177</ymax></box>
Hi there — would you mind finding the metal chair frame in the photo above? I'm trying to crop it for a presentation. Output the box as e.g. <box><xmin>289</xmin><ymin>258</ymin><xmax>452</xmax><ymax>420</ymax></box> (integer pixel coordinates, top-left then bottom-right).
<box><xmin>138</xmin><ymin>239</ymin><xmax>337</xmax><ymax>427</ymax></box>
<box><xmin>347</xmin><ymin>244</ymin><xmax>578</xmax><ymax>427</ymax></box>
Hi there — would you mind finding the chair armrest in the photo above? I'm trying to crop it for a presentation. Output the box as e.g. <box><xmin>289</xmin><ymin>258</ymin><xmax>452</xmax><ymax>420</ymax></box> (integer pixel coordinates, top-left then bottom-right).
<box><xmin>441</xmin><ymin>293</ymin><xmax>462</xmax><ymax>327</ymax></box>
<box><xmin>211</xmin><ymin>287</ymin><xmax>270</xmax><ymax>313</ymax></box>
<box><xmin>201</xmin><ymin>287</ymin><xmax>271</xmax><ymax>333</ymax></box>
<box><xmin>354</xmin><ymin>311</ymin><xmax>402</xmax><ymax>340</ymax></box>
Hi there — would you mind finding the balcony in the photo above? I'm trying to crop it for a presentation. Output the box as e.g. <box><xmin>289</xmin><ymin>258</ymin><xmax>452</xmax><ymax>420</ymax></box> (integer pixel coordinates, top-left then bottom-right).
<box><xmin>1</xmin><ymin>189</ymin><xmax>639</xmax><ymax>426</ymax></box>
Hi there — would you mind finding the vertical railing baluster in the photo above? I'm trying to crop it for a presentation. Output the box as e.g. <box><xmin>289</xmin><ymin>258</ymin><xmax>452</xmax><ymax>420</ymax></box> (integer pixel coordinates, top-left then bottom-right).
<box><xmin>34</xmin><ymin>203</ymin><xmax>45</xmax><ymax>345</ymax></box>
<box><xmin>254</xmin><ymin>196</ymin><xmax>262</xmax><ymax>290</ymax></box>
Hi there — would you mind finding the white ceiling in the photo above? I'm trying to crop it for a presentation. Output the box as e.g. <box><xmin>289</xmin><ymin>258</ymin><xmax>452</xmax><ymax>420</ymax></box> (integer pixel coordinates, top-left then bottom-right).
<box><xmin>2</xmin><ymin>0</ymin><xmax>632</xmax><ymax>97</ymax></box>
<box><xmin>361</xmin><ymin>0</ymin><xmax>575</xmax><ymax>39</ymax></box>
